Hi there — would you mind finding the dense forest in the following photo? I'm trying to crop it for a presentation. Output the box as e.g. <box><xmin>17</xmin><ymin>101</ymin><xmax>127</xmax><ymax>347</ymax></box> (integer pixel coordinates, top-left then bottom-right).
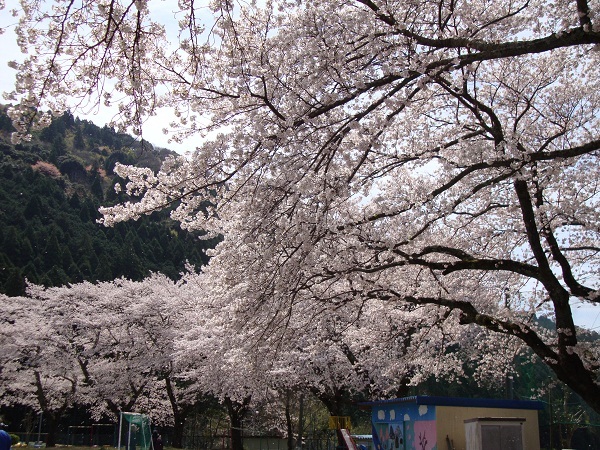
<box><xmin>0</xmin><ymin>105</ymin><xmax>218</xmax><ymax>295</ymax></box>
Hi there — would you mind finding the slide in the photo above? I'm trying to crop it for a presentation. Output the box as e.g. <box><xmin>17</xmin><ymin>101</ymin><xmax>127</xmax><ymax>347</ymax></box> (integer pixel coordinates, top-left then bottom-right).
<box><xmin>338</xmin><ymin>429</ymin><xmax>359</xmax><ymax>450</ymax></box>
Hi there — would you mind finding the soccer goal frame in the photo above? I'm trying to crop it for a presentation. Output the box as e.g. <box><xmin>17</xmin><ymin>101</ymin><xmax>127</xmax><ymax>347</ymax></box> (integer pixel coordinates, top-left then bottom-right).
<box><xmin>117</xmin><ymin>412</ymin><xmax>153</xmax><ymax>450</ymax></box>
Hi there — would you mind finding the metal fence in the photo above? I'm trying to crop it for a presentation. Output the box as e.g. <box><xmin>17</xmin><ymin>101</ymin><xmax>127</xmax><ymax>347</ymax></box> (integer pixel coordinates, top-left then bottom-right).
<box><xmin>538</xmin><ymin>424</ymin><xmax>600</xmax><ymax>449</ymax></box>
<box><xmin>12</xmin><ymin>425</ymin><xmax>117</xmax><ymax>448</ymax></box>
<box><xmin>177</xmin><ymin>435</ymin><xmax>335</xmax><ymax>450</ymax></box>
<box><xmin>11</xmin><ymin>430</ymin><xmax>343</xmax><ymax>450</ymax></box>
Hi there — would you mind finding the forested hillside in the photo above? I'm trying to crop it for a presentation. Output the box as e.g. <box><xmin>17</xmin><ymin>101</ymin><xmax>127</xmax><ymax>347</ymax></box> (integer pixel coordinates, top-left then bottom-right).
<box><xmin>0</xmin><ymin>105</ymin><xmax>217</xmax><ymax>295</ymax></box>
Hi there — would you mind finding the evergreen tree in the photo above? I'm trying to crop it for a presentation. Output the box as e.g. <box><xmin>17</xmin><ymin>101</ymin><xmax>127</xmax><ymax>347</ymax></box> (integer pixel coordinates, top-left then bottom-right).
<box><xmin>100</xmin><ymin>125</ymin><xmax>115</xmax><ymax>147</ymax></box>
<box><xmin>0</xmin><ymin>106</ymin><xmax>212</xmax><ymax>294</ymax></box>
<box><xmin>42</xmin><ymin>230</ymin><xmax>63</xmax><ymax>271</ymax></box>
<box><xmin>50</xmin><ymin>136</ymin><xmax>67</xmax><ymax>164</ymax></box>
<box><xmin>4</xmin><ymin>267</ymin><xmax>26</xmax><ymax>296</ymax></box>
<box><xmin>90</xmin><ymin>175</ymin><xmax>104</xmax><ymax>201</ymax></box>
<box><xmin>2</xmin><ymin>227</ymin><xmax>23</xmax><ymax>265</ymax></box>
<box><xmin>22</xmin><ymin>261</ymin><xmax>40</xmax><ymax>285</ymax></box>
<box><xmin>68</xmin><ymin>194</ymin><xmax>81</xmax><ymax>210</ymax></box>
<box><xmin>62</xmin><ymin>247</ymin><xmax>75</xmax><ymax>271</ymax></box>
<box><xmin>19</xmin><ymin>238</ymin><xmax>35</xmax><ymax>266</ymax></box>
<box><xmin>24</xmin><ymin>196</ymin><xmax>43</xmax><ymax>219</ymax></box>
<box><xmin>43</xmin><ymin>266</ymin><xmax>70</xmax><ymax>286</ymax></box>
<box><xmin>0</xmin><ymin>110</ymin><xmax>15</xmax><ymax>132</ymax></box>
<box><xmin>148</xmin><ymin>238</ymin><xmax>164</xmax><ymax>263</ymax></box>
<box><xmin>77</xmin><ymin>257</ymin><xmax>94</xmax><ymax>279</ymax></box>
<box><xmin>60</xmin><ymin>110</ymin><xmax>75</xmax><ymax>129</ymax></box>
<box><xmin>79</xmin><ymin>203</ymin><xmax>90</xmax><ymax>222</ymax></box>
<box><xmin>73</xmin><ymin>125</ymin><xmax>85</xmax><ymax>149</ymax></box>
<box><xmin>67</xmin><ymin>262</ymin><xmax>84</xmax><ymax>283</ymax></box>
<box><xmin>59</xmin><ymin>159</ymin><xmax>87</xmax><ymax>182</ymax></box>
<box><xmin>94</xmin><ymin>253</ymin><xmax>114</xmax><ymax>281</ymax></box>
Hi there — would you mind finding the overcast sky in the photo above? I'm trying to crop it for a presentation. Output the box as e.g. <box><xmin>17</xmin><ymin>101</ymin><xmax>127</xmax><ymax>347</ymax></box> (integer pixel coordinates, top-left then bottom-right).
<box><xmin>0</xmin><ymin>1</ymin><xmax>191</xmax><ymax>154</ymax></box>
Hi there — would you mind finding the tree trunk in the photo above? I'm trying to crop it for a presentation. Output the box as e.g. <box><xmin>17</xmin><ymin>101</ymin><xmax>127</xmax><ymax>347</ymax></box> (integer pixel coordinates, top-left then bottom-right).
<box><xmin>44</xmin><ymin>414</ymin><xmax>57</xmax><ymax>448</ymax></box>
<box><xmin>171</xmin><ymin>414</ymin><xmax>186</xmax><ymax>449</ymax></box>
<box><xmin>285</xmin><ymin>391</ymin><xmax>294</xmax><ymax>450</ymax></box>
<box><xmin>32</xmin><ymin>371</ymin><xmax>71</xmax><ymax>449</ymax></box>
<box><xmin>224</xmin><ymin>397</ymin><xmax>250</xmax><ymax>450</ymax></box>
<box><xmin>164</xmin><ymin>377</ymin><xmax>189</xmax><ymax>448</ymax></box>
<box><xmin>312</xmin><ymin>388</ymin><xmax>350</xmax><ymax>449</ymax></box>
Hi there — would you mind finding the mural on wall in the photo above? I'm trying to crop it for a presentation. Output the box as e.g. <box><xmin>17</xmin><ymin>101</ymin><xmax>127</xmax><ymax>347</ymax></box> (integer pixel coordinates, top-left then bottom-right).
<box><xmin>411</xmin><ymin>419</ymin><xmax>436</xmax><ymax>450</ymax></box>
<box><xmin>374</xmin><ymin>422</ymin><xmax>404</xmax><ymax>450</ymax></box>
<box><xmin>372</xmin><ymin>405</ymin><xmax>437</xmax><ymax>450</ymax></box>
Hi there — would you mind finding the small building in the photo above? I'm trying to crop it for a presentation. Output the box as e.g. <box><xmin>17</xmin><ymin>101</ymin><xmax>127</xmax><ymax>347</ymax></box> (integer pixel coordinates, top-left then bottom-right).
<box><xmin>360</xmin><ymin>396</ymin><xmax>544</xmax><ymax>450</ymax></box>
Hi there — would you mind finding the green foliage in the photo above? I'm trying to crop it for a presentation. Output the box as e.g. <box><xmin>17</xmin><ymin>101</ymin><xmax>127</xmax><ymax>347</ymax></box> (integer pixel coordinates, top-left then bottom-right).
<box><xmin>73</xmin><ymin>125</ymin><xmax>85</xmax><ymax>149</ymax></box>
<box><xmin>59</xmin><ymin>158</ymin><xmax>88</xmax><ymax>182</ymax></box>
<box><xmin>10</xmin><ymin>434</ymin><xmax>20</xmax><ymax>445</ymax></box>
<box><xmin>0</xmin><ymin>105</ymin><xmax>218</xmax><ymax>295</ymax></box>
<box><xmin>104</xmin><ymin>150</ymin><xmax>135</xmax><ymax>175</ymax></box>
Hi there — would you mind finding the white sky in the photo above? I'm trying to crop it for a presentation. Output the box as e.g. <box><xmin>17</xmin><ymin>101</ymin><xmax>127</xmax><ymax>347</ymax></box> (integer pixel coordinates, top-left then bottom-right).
<box><xmin>1</xmin><ymin>2</ymin><xmax>599</xmax><ymax>331</ymax></box>
<box><xmin>0</xmin><ymin>1</ymin><xmax>191</xmax><ymax>154</ymax></box>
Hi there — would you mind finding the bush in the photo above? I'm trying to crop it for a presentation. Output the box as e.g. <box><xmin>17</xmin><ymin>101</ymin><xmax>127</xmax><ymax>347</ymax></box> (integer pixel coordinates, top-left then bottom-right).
<box><xmin>10</xmin><ymin>434</ymin><xmax>20</xmax><ymax>445</ymax></box>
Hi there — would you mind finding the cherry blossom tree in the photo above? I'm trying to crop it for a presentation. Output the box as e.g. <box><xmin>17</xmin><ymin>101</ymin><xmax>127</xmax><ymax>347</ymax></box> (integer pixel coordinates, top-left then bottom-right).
<box><xmin>25</xmin><ymin>275</ymin><xmax>208</xmax><ymax>448</ymax></box>
<box><xmin>5</xmin><ymin>0</ymin><xmax>600</xmax><ymax>412</ymax></box>
<box><xmin>0</xmin><ymin>294</ymin><xmax>86</xmax><ymax>447</ymax></box>
<box><xmin>180</xmin><ymin>267</ymin><xmax>517</xmax><ymax>417</ymax></box>
<box><xmin>1</xmin><ymin>282</ymin><xmax>186</xmax><ymax>444</ymax></box>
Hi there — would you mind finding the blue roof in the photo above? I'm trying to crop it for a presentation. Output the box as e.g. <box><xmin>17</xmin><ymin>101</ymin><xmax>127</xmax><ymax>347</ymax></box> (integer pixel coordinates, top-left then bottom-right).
<box><xmin>360</xmin><ymin>396</ymin><xmax>545</xmax><ymax>410</ymax></box>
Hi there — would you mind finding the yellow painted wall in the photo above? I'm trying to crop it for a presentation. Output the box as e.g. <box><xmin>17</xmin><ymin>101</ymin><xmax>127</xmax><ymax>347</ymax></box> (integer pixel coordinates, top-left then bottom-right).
<box><xmin>435</xmin><ymin>406</ymin><xmax>540</xmax><ymax>450</ymax></box>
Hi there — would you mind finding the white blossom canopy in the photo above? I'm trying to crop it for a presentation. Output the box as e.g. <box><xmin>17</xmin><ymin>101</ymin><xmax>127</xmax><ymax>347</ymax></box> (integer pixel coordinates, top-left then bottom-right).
<box><xmin>4</xmin><ymin>0</ymin><xmax>600</xmax><ymax>411</ymax></box>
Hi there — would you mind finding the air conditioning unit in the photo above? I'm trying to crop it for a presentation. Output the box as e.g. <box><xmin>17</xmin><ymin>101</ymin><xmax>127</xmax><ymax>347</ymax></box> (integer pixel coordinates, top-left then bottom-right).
<box><xmin>464</xmin><ymin>417</ymin><xmax>525</xmax><ymax>450</ymax></box>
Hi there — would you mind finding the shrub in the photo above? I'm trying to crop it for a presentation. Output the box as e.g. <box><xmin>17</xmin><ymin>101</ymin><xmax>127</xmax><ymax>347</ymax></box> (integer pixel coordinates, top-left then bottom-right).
<box><xmin>31</xmin><ymin>160</ymin><xmax>61</xmax><ymax>178</ymax></box>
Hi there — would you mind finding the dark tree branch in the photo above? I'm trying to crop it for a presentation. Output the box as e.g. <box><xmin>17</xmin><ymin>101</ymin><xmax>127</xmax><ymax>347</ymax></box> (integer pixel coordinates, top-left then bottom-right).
<box><xmin>362</xmin><ymin>289</ymin><xmax>600</xmax><ymax>413</ymax></box>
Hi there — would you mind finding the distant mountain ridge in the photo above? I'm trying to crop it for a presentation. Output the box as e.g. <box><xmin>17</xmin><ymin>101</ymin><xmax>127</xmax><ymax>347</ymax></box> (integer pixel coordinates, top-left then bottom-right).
<box><xmin>0</xmin><ymin>105</ymin><xmax>217</xmax><ymax>295</ymax></box>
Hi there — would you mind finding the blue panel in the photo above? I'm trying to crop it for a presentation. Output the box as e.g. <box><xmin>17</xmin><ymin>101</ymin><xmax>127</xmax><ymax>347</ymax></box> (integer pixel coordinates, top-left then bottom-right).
<box><xmin>361</xmin><ymin>396</ymin><xmax>544</xmax><ymax>411</ymax></box>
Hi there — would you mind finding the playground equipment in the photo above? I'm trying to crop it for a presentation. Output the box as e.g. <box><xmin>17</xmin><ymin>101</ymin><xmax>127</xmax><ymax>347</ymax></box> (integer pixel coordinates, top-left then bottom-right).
<box><xmin>337</xmin><ymin>429</ymin><xmax>359</xmax><ymax>450</ymax></box>
<box><xmin>117</xmin><ymin>412</ymin><xmax>153</xmax><ymax>450</ymax></box>
<box><xmin>328</xmin><ymin>416</ymin><xmax>359</xmax><ymax>450</ymax></box>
